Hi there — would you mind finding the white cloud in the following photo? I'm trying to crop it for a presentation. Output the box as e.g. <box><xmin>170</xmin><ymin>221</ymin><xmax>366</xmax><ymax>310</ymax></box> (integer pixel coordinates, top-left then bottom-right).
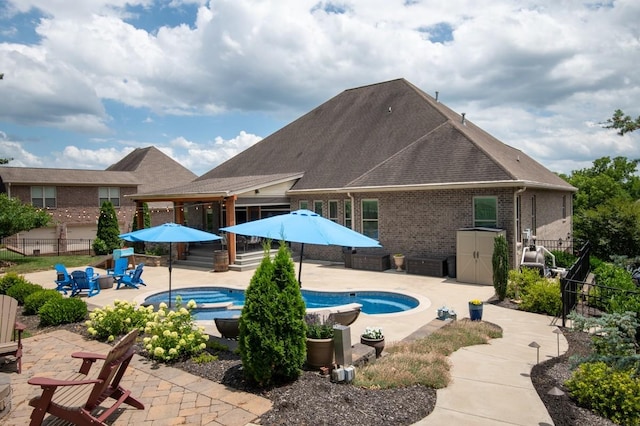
<box><xmin>0</xmin><ymin>0</ymin><xmax>638</xmax><ymax>176</ymax></box>
<box><xmin>173</xmin><ymin>131</ymin><xmax>262</xmax><ymax>175</ymax></box>
<box><xmin>53</xmin><ymin>145</ymin><xmax>135</xmax><ymax>169</ymax></box>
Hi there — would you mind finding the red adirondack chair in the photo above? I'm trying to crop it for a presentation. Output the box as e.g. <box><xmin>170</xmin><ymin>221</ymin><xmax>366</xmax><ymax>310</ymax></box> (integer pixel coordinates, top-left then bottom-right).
<box><xmin>28</xmin><ymin>329</ymin><xmax>145</xmax><ymax>425</ymax></box>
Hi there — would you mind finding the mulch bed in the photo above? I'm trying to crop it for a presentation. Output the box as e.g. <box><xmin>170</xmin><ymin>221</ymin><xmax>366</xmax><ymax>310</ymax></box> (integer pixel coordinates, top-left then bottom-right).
<box><xmin>16</xmin><ymin>302</ymin><xmax>615</xmax><ymax>426</ymax></box>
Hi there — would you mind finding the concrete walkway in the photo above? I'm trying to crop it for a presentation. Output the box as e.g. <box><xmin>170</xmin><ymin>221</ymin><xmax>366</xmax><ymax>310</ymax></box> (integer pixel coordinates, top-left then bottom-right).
<box><xmin>2</xmin><ymin>261</ymin><xmax>567</xmax><ymax>425</ymax></box>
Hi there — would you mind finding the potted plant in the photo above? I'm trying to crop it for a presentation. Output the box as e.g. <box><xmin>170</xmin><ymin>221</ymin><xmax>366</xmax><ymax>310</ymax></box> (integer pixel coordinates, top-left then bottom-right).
<box><xmin>468</xmin><ymin>299</ymin><xmax>483</xmax><ymax>321</ymax></box>
<box><xmin>360</xmin><ymin>326</ymin><xmax>385</xmax><ymax>358</ymax></box>
<box><xmin>393</xmin><ymin>254</ymin><xmax>405</xmax><ymax>271</ymax></box>
<box><xmin>305</xmin><ymin>314</ymin><xmax>335</xmax><ymax>369</ymax></box>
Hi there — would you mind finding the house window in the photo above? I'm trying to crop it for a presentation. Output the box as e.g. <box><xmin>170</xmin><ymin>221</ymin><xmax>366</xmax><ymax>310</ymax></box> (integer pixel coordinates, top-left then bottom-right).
<box><xmin>299</xmin><ymin>200</ymin><xmax>308</xmax><ymax>210</ymax></box>
<box><xmin>314</xmin><ymin>201</ymin><xmax>323</xmax><ymax>216</ymax></box>
<box><xmin>531</xmin><ymin>195</ymin><xmax>537</xmax><ymax>235</ymax></box>
<box><xmin>31</xmin><ymin>186</ymin><xmax>56</xmax><ymax>208</ymax></box>
<box><xmin>344</xmin><ymin>200</ymin><xmax>352</xmax><ymax>229</ymax></box>
<box><xmin>562</xmin><ymin>195</ymin><xmax>567</xmax><ymax>219</ymax></box>
<box><xmin>329</xmin><ymin>200</ymin><xmax>338</xmax><ymax>222</ymax></box>
<box><xmin>362</xmin><ymin>199</ymin><xmax>379</xmax><ymax>239</ymax></box>
<box><xmin>473</xmin><ymin>196</ymin><xmax>497</xmax><ymax>228</ymax></box>
<box><xmin>99</xmin><ymin>187</ymin><xmax>120</xmax><ymax>207</ymax></box>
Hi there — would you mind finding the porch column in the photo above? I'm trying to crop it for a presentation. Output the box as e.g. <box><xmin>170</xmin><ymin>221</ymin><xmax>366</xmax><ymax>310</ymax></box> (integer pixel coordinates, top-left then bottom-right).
<box><xmin>175</xmin><ymin>202</ymin><xmax>186</xmax><ymax>260</ymax></box>
<box><xmin>135</xmin><ymin>201</ymin><xmax>144</xmax><ymax>230</ymax></box>
<box><xmin>225</xmin><ymin>196</ymin><xmax>237</xmax><ymax>264</ymax></box>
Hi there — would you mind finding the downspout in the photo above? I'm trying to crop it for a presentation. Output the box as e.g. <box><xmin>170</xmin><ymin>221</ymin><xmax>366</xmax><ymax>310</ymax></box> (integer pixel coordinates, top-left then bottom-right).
<box><xmin>6</xmin><ymin>182</ymin><xmax>10</xmax><ymax>197</ymax></box>
<box><xmin>514</xmin><ymin>187</ymin><xmax>526</xmax><ymax>268</ymax></box>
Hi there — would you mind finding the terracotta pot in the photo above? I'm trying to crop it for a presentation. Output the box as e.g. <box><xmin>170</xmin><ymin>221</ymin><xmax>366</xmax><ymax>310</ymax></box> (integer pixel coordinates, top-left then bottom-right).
<box><xmin>360</xmin><ymin>335</ymin><xmax>385</xmax><ymax>358</ymax></box>
<box><xmin>306</xmin><ymin>338</ymin><xmax>334</xmax><ymax>369</ymax></box>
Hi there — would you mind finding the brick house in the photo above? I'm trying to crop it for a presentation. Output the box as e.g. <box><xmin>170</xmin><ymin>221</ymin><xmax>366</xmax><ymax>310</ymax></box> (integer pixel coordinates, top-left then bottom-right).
<box><xmin>129</xmin><ymin>79</ymin><xmax>576</xmax><ymax>274</ymax></box>
<box><xmin>0</xmin><ymin>147</ymin><xmax>196</xmax><ymax>246</ymax></box>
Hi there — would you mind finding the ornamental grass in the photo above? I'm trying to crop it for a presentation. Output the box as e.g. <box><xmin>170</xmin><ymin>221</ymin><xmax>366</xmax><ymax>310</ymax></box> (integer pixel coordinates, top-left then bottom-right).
<box><xmin>354</xmin><ymin>319</ymin><xmax>502</xmax><ymax>389</ymax></box>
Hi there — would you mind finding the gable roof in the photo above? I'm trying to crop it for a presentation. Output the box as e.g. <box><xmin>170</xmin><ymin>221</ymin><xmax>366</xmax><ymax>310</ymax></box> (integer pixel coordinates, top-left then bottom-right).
<box><xmin>199</xmin><ymin>78</ymin><xmax>574</xmax><ymax>193</ymax></box>
<box><xmin>106</xmin><ymin>146</ymin><xmax>197</xmax><ymax>194</ymax></box>
<box><xmin>0</xmin><ymin>167</ymin><xmax>138</xmax><ymax>186</ymax></box>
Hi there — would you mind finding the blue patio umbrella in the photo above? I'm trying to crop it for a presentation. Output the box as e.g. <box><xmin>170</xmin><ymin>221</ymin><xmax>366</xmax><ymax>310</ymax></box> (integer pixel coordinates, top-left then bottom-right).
<box><xmin>221</xmin><ymin>209</ymin><xmax>381</xmax><ymax>284</ymax></box>
<box><xmin>119</xmin><ymin>223</ymin><xmax>222</xmax><ymax>307</ymax></box>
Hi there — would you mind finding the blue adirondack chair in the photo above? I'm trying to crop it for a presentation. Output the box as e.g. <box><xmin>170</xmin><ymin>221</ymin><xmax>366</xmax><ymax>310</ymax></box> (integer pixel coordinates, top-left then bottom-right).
<box><xmin>107</xmin><ymin>257</ymin><xmax>130</xmax><ymax>279</ymax></box>
<box><xmin>54</xmin><ymin>264</ymin><xmax>75</xmax><ymax>295</ymax></box>
<box><xmin>70</xmin><ymin>270</ymin><xmax>100</xmax><ymax>298</ymax></box>
<box><xmin>116</xmin><ymin>263</ymin><xmax>145</xmax><ymax>289</ymax></box>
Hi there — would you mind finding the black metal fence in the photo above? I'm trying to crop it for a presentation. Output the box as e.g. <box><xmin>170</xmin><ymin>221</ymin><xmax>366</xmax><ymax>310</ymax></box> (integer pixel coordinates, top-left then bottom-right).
<box><xmin>0</xmin><ymin>237</ymin><xmax>94</xmax><ymax>260</ymax></box>
<box><xmin>560</xmin><ymin>241</ymin><xmax>592</xmax><ymax>326</ymax></box>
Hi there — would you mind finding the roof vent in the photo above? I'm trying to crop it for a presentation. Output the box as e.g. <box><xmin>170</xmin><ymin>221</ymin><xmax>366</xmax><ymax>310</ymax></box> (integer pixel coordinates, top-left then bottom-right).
<box><xmin>461</xmin><ymin>113</ymin><xmax>466</xmax><ymax>125</ymax></box>
<box><xmin>435</xmin><ymin>91</ymin><xmax>439</xmax><ymax>102</ymax></box>
<box><xmin>388</xmin><ymin>106</ymin><xmax>392</xmax><ymax>113</ymax></box>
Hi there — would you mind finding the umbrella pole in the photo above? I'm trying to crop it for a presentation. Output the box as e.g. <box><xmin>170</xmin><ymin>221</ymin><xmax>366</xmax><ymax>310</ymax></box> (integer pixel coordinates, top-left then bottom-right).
<box><xmin>298</xmin><ymin>243</ymin><xmax>304</xmax><ymax>287</ymax></box>
<box><xmin>169</xmin><ymin>242</ymin><xmax>172</xmax><ymax>308</ymax></box>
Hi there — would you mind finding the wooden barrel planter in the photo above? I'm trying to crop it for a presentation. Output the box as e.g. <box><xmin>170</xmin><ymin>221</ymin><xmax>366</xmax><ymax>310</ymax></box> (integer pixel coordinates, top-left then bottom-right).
<box><xmin>213</xmin><ymin>250</ymin><xmax>229</xmax><ymax>272</ymax></box>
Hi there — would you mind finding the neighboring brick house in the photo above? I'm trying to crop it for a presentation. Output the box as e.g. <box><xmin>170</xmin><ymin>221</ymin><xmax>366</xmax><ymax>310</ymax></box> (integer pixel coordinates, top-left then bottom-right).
<box><xmin>129</xmin><ymin>79</ymin><xmax>576</xmax><ymax>272</ymax></box>
<box><xmin>0</xmin><ymin>147</ymin><xmax>196</xmax><ymax>244</ymax></box>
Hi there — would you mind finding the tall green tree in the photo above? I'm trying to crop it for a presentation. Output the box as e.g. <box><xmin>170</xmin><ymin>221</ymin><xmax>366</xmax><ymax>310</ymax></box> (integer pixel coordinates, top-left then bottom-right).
<box><xmin>605</xmin><ymin>109</ymin><xmax>640</xmax><ymax>135</ymax></box>
<box><xmin>238</xmin><ymin>241</ymin><xmax>306</xmax><ymax>386</ymax></box>
<box><xmin>0</xmin><ymin>194</ymin><xmax>51</xmax><ymax>238</ymax></box>
<box><xmin>563</xmin><ymin>156</ymin><xmax>640</xmax><ymax>260</ymax></box>
<box><xmin>492</xmin><ymin>234</ymin><xmax>509</xmax><ymax>301</ymax></box>
<box><xmin>93</xmin><ymin>201</ymin><xmax>121</xmax><ymax>255</ymax></box>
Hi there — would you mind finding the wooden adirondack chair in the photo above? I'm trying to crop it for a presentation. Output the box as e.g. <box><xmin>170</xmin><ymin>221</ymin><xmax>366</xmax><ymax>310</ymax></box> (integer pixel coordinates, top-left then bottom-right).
<box><xmin>0</xmin><ymin>295</ymin><xmax>25</xmax><ymax>373</ymax></box>
<box><xmin>28</xmin><ymin>329</ymin><xmax>144</xmax><ymax>425</ymax></box>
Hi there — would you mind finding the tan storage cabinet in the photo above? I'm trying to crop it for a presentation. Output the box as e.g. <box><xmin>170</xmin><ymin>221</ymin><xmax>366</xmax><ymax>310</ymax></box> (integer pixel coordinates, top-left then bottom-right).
<box><xmin>456</xmin><ymin>228</ymin><xmax>506</xmax><ymax>285</ymax></box>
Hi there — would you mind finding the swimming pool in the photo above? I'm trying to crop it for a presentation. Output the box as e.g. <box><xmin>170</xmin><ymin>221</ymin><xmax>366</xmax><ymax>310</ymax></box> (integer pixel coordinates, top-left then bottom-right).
<box><xmin>143</xmin><ymin>286</ymin><xmax>420</xmax><ymax>318</ymax></box>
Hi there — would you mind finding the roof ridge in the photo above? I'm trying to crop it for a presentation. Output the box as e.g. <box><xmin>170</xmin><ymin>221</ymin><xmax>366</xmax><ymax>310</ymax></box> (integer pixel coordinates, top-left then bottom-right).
<box><xmin>344</xmin><ymin>121</ymin><xmax>450</xmax><ymax>187</ymax></box>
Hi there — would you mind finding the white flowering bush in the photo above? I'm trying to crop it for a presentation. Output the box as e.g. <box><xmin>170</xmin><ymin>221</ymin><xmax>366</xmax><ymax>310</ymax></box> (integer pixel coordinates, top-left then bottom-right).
<box><xmin>85</xmin><ymin>299</ymin><xmax>154</xmax><ymax>341</ymax></box>
<box><xmin>142</xmin><ymin>298</ymin><xmax>209</xmax><ymax>362</ymax></box>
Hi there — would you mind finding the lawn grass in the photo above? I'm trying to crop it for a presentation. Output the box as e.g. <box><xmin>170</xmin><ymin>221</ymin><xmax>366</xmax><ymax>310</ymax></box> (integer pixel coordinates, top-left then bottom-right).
<box><xmin>1</xmin><ymin>254</ymin><xmax>100</xmax><ymax>274</ymax></box>
<box><xmin>354</xmin><ymin>319</ymin><xmax>502</xmax><ymax>389</ymax></box>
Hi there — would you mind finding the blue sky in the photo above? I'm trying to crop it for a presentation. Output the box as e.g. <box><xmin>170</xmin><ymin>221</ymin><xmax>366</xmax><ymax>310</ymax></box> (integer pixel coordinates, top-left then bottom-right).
<box><xmin>0</xmin><ymin>0</ymin><xmax>638</xmax><ymax>176</ymax></box>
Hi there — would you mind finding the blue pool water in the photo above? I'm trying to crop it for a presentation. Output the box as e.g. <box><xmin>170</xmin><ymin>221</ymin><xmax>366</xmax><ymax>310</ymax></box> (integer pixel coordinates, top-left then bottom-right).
<box><xmin>143</xmin><ymin>287</ymin><xmax>419</xmax><ymax>319</ymax></box>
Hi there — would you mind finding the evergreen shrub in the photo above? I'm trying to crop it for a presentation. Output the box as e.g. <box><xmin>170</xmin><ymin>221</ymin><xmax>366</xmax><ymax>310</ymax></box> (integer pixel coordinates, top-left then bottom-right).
<box><xmin>39</xmin><ymin>298</ymin><xmax>88</xmax><ymax>326</ymax></box>
<box><xmin>239</xmin><ymin>241</ymin><xmax>307</xmax><ymax>386</ymax></box>
<box><xmin>6</xmin><ymin>282</ymin><xmax>43</xmax><ymax>305</ymax></box>
<box><xmin>0</xmin><ymin>272</ymin><xmax>30</xmax><ymax>295</ymax></box>
<box><xmin>24</xmin><ymin>289</ymin><xmax>63</xmax><ymax>315</ymax></box>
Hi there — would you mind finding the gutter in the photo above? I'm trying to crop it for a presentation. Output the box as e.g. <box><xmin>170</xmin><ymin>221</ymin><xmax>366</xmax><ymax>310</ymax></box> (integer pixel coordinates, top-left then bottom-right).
<box><xmin>287</xmin><ymin>180</ymin><xmax>576</xmax><ymax>195</ymax></box>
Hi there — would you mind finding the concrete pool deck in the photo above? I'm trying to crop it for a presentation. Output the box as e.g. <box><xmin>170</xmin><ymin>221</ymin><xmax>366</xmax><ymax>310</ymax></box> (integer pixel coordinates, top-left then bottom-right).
<box><xmin>13</xmin><ymin>260</ymin><xmax>567</xmax><ymax>425</ymax></box>
<box><xmin>25</xmin><ymin>260</ymin><xmax>492</xmax><ymax>343</ymax></box>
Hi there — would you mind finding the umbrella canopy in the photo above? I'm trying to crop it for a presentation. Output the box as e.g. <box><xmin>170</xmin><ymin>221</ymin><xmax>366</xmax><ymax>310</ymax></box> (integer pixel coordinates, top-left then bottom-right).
<box><xmin>221</xmin><ymin>209</ymin><xmax>381</xmax><ymax>284</ymax></box>
<box><xmin>119</xmin><ymin>223</ymin><xmax>221</xmax><ymax>306</ymax></box>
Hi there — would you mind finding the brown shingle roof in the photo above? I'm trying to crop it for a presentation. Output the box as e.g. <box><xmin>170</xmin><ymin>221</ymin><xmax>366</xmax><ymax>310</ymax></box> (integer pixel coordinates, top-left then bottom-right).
<box><xmin>199</xmin><ymin>79</ymin><xmax>575</xmax><ymax>192</ymax></box>
<box><xmin>133</xmin><ymin>173</ymin><xmax>303</xmax><ymax>199</ymax></box>
<box><xmin>0</xmin><ymin>167</ymin><xmax>138</xmax><ymax>186</ymax></box>
<box><xmin>106</xmin><ymin>146</ymin><xmax>197</xmax><ymax>193</ymax></box>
